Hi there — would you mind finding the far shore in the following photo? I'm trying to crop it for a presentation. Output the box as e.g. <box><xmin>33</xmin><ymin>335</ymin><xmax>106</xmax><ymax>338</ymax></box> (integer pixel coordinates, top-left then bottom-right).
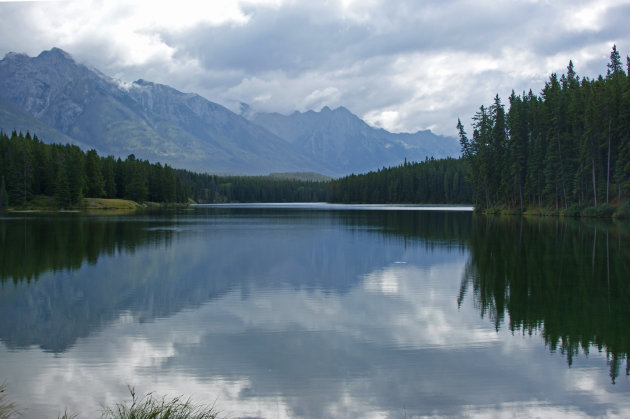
<box><xmin>1</xmin><ymin>197</ymin><xmax>179</xmax><ymax>214</ymax></box>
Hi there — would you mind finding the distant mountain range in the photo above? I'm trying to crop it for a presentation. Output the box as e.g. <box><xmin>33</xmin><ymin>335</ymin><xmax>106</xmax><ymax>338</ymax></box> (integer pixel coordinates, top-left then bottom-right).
<box><xmin>0</xmin><ymin>48</ymin><xmax>460</xmax><ymax>176</ymax></box>
<box><xmin>245</xmin><ymin>105</ymin><xmax>459</xmax><ymax>175</ymax></box>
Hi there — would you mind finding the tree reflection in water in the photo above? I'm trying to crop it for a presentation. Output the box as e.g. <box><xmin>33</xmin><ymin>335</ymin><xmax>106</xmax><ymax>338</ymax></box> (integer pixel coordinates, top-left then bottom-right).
<box><xmin>459</xmin><ymin>215</ymin><xmax>630</xmax><ymax>383</ymax></box>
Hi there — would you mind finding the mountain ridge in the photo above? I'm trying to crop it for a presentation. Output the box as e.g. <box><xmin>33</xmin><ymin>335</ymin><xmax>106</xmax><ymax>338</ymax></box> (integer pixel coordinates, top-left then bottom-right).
<box><xmin>0</xmin><ymin>48</ymin><xmax>327</xmax><ymax>174</ymax></box>
<box><xmin>0</xmin><ymin>47</ymin><xmax>459</xmax><ymax>176</ymax></box>
<box><xmin>246</xmin><ymin>105</ymin><xmax>459</xmax><ymax>174</ymax></box>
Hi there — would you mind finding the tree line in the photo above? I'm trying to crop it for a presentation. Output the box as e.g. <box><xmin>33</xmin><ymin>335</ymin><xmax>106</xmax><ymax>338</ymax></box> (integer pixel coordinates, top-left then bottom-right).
<box><xmin>0</xmin><ymin>130</ymin><xmax>473</xmax><ymax>208</ymax></box>
<box><xmin>458</xmin><ymin>46</ymin><xmax>630</xmax><ymax>214</ymax></box>
<box><xmin>178</xmin><ymin>170</ymin><xmax>328</xmax><ymax>203</ymax></box>
<box><xmin>0</xmin><ymin>130</ymin><xmax>331</xmax><ymax>208</ymax></box>
<box><xmin>0</xmin><ymin>131</ymin><xmax>181</xmax><ymax>208</ymax></box>
<box><xmin>326</xmin><ymin>157</ymin><xmax>472</xmax><ymax>204</ymax></box>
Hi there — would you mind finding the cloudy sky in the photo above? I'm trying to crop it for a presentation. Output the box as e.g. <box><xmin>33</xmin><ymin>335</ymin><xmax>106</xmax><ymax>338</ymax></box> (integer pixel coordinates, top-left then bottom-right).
<box><xmin>0</xmin><ymin>0</ymin><xmax>629</xmax><ymax>136</ymax></box>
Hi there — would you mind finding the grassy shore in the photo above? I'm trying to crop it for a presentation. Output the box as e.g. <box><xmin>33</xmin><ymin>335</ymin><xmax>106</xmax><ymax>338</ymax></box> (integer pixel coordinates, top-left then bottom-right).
<box><xmin>84</xmin><ymin>198</ymin><xmax>141</xmax><ymax>210</ymax></box>
<box><xmin>475</xmin><ymin>201</ymin><xmax>630</xmax><ymax>219</ymax></box>
<box><xmin>0</xmin><ymin>386</ymin><xmax>220</xmax><ymax>419</ymax></box>
<box><xmin>82</xmin><ymin>198</ymin><xmax>143</xmax><ymax>215</ymax></box>
<box><xmin>1</xmin><ymin>196</ymin><xmax>191</xmax><ymax>215</ymax></box>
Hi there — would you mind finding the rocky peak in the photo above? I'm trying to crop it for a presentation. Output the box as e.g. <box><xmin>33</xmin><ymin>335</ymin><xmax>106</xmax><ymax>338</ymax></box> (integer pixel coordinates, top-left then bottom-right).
<box><xmin>2</xmin><ymin>51</ymin><xmax>29</xmax><ymax>62</ymax></box>
<box><xmin>38</xmin><ymin>47</ymin><xmax>75</xmax><ymax>61</ymax></box>
<box><xmin>133</xmin><ymin>79</ymin><xmax>154</xmax><ymax>87</ymax></box>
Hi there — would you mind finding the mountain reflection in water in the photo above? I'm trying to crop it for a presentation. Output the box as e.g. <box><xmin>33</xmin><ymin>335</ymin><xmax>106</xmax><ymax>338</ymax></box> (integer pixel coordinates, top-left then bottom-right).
<box><xmin>0</xmin><ymin>207</ymin><xmax>628</xmax><ymax>418</ymax></box>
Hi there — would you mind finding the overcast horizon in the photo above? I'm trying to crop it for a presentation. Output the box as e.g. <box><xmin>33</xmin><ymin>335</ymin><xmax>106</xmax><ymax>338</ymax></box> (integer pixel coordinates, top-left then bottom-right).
<box><xmin>1</xmin><ymin>0</ymin><xmax>629</xmax><ymax>137</ymax></box>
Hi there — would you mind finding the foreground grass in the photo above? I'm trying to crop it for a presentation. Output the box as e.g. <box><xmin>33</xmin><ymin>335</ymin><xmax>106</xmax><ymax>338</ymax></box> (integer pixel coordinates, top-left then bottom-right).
<box><xmin>0</xmin><ymin>386</ymin><xmax>219</xmax><ymax>419</ymax></box>
<box><xmin>101</xmin><ymin>388</ymin><xmax>219</xmax><ymax>419</ymax></box>
<box><xmin>0</xmin><ymin>385</ymin><xmax>17</xmax><ymax>419</ymax></box>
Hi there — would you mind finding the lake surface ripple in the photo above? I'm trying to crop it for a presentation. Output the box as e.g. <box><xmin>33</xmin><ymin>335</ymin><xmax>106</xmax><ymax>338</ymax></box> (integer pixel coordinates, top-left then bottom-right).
<box><xmin>0</xmin><ymin>205</ymin><xmax>628</xmax><ymax>418</ymax></box>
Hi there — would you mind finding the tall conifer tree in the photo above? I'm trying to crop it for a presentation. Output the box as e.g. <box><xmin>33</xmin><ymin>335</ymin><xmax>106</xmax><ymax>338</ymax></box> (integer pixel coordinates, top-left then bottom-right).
<box><xmin>0</xmin><ymin>176</ymin><xmax>8</xmax><ymax>211</ymax></box>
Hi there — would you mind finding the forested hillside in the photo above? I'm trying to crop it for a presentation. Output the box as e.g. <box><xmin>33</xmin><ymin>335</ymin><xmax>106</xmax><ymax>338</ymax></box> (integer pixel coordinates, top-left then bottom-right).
<box><xmin>327</xmin><ymin>158</ymin><xmax>472</xmax><ymax>204</ymax></box>
<box><xmin>458</xmin><ymin>46</ymin><xmax>630</xmax><ymax>215</ymax></box>
<box><xmin>0</xmin><ymin>130</ymin><xmax>470</xmax><ymax>209</ymax></box>
<box><xmin>0</xmin><ymin>131</ymin><xmax>328</xmax><ymax>208</ymax></box>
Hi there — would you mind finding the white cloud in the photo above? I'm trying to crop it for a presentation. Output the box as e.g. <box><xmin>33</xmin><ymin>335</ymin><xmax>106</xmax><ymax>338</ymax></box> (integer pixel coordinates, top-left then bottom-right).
<box><xmin>461</xmin><ymin>401</ymin><xmax>608</xmax><ymax>419</ymax></box>
<box><xmin>0</xmin><ymin>0</ymin><xmax>629</xmax><ymax>135</ymax></box>
<box><xmin>1</xmin><ymin>256</ymin><xmax>627</xmax><ymax>418</ymax></box>
<box><xmin>23</xmin><ymin>1</ymin><xmax>253</xmax><ymax>68</ymax></box>
<box><xmin>303</xmin><ymin>87</ymin><xmax>341</xmax><ymax>109</ymax></box>
<box><xmin>363</xmin><ymin>109</ymin><xmax>400</xmax><ymax>131</ymax></box>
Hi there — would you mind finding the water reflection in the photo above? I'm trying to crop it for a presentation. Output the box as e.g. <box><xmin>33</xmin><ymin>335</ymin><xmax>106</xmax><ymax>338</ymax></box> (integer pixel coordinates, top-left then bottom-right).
<box><xmin>460</xmin><ymin>215</ymin><xmax>630</xmax><ymax>383</ymax></box>
<box><xmin>0</xmin><ymin>208</ymin><xmax>628</xmax><ymax>418</ymax></box>
<box><xmin>0</xmin><ymin>215</ymin><xmax>175</xmax><ymax>283</ymax></box>
<box><xmin>0</xmin><ymin>208</ymin><xmax>471</xmax><ymax>284</ymax></box>
<box><xmin>0</xmin><ymin>209</ymin><xmax>471</xmax><ymax>353</ymax></box>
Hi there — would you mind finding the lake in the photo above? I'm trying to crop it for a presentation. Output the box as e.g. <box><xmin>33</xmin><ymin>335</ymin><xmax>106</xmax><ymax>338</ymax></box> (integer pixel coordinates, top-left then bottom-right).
<box><xmin>0</xmin><ymin>204</ymin><xmax>628</xmax><ymax>418</ymax></box>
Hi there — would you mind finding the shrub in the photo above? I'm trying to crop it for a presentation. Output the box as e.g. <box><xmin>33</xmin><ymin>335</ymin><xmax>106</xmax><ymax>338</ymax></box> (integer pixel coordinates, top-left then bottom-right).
<box><xmin>614</xmin><ymin>201</ymin><xmax>630</xmax><ymax>219</ymax></box>
<box><xmin>582</xmin><ymin>206</ymin><xmax>596</xmax><ymax>217</ymax></box>
<box><xmin>565</xmin><ymin>204</ymin><xmax>582</xmax><ymax>217</ymax></box>
<box><xmin>596</xmin><ymin>204</ymin><xmax>615</xmax><ymax>217</ymax></box>
<box><xmin>582</xmin><ymin>204</ymin><xmax>615</xmax><ymax>218</ymax></box>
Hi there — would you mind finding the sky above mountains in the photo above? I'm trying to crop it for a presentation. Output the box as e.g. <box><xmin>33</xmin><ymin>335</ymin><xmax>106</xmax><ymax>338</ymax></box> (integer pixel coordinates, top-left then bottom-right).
<box><xmin>0</xmin><ymin>0</ymin><xmax>629</xmax><ymax>136</ymax></box>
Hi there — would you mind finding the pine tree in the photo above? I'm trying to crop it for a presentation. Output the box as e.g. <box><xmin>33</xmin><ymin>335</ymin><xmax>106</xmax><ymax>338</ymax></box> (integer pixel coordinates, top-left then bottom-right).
<box><xmin>507</xmin><ymin>91</ymin><xmax>528</xmax><ymax>208</ymax></box>
<box><xmin>607</xmin><ymin>45</ymin><xmax>623</xmax><ymax>78</ymax></box>
<box><xmin>471</xmin><ymin>105</ymin><xmax>494</xmax><ymax>208</ymax></box>
<box><xmin>490</xmin><ymin>94</ymin><xmax>507</xmax><ymax>203</ymax></box>
<box><xmin>54</xmin><ymin>157</ymin><xmax>71</xmax><ymax>209</ymax></box>
<box><xmin>125</xmin><ymin>155</ymin><xmax>148</xmax><ymax>202</ymax></box>
<box><xmin>84</xmin><ymin>149</ymin><xmax>105</xmax><ymax>197</ymax></box>
<box><xmin>64</xmin><ymin>145</ymin><xmax>86</xmax><ymax>204</ymax></box>
<box><xmin>457</xmin><ymin>119</ymin><xmax>471</xmax><ymax>158</ymax></box>
<box><xmin>0</xmin><ymin>176</ymin><xmax>8</xmax><ymax>211</ymax></box>
<box><xmin>615</xmin><ymin>58</ymin><xmax>630</xmax><ymax>200</ymax></box>
<box><xmin>544</xmin><ymin>74</ymin><xmax>569</xmax><ymax>208</ymax></box>
<box><xmin>101</xmin><ymin>156</ymin><xmax>118</xmax><ymax>198</ymax></box>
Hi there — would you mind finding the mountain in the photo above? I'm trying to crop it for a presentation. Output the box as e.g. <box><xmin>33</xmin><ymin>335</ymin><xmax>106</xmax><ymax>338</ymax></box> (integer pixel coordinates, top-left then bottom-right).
<box><xmin>246</xmin><ymin>105</ymin><xmax>460</xmax><ymax>175</ymax></box>
<box><xmin>0</xmin><ymin>96</ymin><xmax>89</xmax><ymax>148</ymax></box>
<box><xmin>0</xmin><ymin>48</ymin><xmax>325</xmax><ymax>174</ymax></box>
<box><xmin>0</xmin><ymin>48</ymin><xmax>459</xmax><ymax>176</ymax></box>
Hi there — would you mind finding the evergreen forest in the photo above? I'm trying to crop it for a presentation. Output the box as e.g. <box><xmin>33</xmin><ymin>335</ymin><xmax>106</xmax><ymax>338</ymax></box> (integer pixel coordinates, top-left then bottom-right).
<box><xmin>458</xmin><ymin>46</ymin><xmax>630</xmax><ymax>215</ymax></box>
<box><xmin>0</xmin><ymin>130</ymin><xmax>472</xmax><ymax>209</ymax></box>
<box><xmin>5</xmin><ymin>46</ymin><xmax>627</xmax><ymax>213</ymax></box>
<box><xmin>0</xmin><ymin>130</ymin><xmax>331</xmax><ymax>208</ymax></box>
<box><xmin>326</xmin><ymin>158</ymin><xmax>472</xmax><ymax>204</ymax></box>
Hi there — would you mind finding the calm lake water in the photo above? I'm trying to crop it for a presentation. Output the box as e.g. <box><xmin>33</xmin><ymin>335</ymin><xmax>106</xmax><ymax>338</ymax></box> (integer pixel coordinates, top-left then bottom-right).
<box><xmin>0</xmin><ymin>204</ymin><xmax>629</xmax><ymax>418</ymax></box>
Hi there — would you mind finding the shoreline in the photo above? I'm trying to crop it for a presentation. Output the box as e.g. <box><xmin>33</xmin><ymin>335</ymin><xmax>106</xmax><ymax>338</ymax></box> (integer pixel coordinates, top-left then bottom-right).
<box><xmin>474</xmin><ymin>202</ymin><xmax>630</xmax><ymax>219</ymax></box>
<box><xmin>1</xmin><ymin>197</ymin><xmax>188</xmax><ymax>214</ymax></box>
